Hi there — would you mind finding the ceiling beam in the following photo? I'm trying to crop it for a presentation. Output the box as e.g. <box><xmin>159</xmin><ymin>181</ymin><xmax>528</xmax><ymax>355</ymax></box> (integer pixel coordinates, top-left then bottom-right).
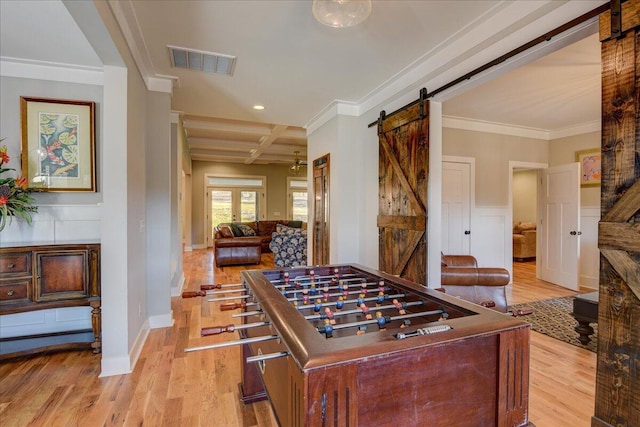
<box><xmin>245</xmin><ymin>124</ymin><xmax>288</xmax><ymax>164</ymax></box>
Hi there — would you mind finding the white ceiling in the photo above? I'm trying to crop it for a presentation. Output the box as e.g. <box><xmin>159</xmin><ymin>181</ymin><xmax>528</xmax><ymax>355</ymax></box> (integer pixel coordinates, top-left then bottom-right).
<box><xmin>0</xmin><ymin>1</ymin><xmax>604</xmax><ymax>165</ymax></box>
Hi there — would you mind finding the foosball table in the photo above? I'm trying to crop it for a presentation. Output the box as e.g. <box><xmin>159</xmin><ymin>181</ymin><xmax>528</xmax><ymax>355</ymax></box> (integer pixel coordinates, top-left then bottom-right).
<box><xmin>185</xmin><ymin>264</ymin><xmax>533</xmax><ymax>427</ymax></box>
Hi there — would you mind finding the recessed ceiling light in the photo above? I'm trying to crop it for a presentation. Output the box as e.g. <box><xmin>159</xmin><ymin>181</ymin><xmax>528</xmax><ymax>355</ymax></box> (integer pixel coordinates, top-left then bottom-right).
<box><xmin>253</xmin><ymin>105</ymin><xmax>265</xmax><ymax>110</ymax></box>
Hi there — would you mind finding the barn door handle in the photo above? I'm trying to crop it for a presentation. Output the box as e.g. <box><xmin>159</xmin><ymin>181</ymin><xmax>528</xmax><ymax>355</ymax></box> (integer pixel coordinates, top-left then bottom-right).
<box><xmin>570</xmin><ymin>231</ymin><xmax>577</xmax><ymax>236</ymax></box>
<box><xmin>464</xmin><ymin>230</ymin><xmax>471</xmax><ymax>235</ymax></box>
<box><xmin>577</xmin><ymin>231</ymin><xmax>582</xmax><ymax>235</ymax></box>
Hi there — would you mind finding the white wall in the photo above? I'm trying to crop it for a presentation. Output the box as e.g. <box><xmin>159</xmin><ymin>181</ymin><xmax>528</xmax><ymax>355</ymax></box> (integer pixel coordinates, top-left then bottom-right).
<box><xmin>513</xmin><ymin>169</ymin><xmax>538</xmax><ymax>223</ymax></box>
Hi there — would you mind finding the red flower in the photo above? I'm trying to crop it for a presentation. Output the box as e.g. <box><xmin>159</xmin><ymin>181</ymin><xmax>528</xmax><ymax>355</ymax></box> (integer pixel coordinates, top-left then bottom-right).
<box><xmin>0</xmin><ymin>196</ymin><xmax>7</xmax><ymax>207</ymax></box>
<box><xmin>15</xmin><ymin>176</ymin><xmax>28</xmax><ymax>190</ymax></box>
<box><xmin>0</xmin><ymin>151</ymin><xmax>8</xmax><ymax>165</ymax></box>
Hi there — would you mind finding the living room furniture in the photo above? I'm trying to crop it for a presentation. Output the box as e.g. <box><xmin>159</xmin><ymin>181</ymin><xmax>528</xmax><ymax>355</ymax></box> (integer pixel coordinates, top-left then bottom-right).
<box><xmin>269</xmin><ymin>225</ymin><xmax>307</xmax><ymax>267</ymax></box>
<box><xmin>0</xmin><ymin>242</ymin><xmax>101</xmax><ymax>359</ymax></box>
<box><xmin>572</xmin><ymin>291</ymin><xmax>598</xmax><ymax>345</ymax></box>
<box><xmin>214</xmin><ymin>220</ymin><xmax>305</xmax><ymax>253</ymax></box>
<box><xmin>214</xmin><ymin>237</ymin><xmax>262</xmax><ymax>268</ymax></box>
<box><xmin>513</xmin><ymin>221</ymin><xmax>537</xmax><ymax>261</ymax></box>
<box><xmin>440</xmin><ymin>254</ymin><xmax>511</xmax><ymax>312</ymax></box>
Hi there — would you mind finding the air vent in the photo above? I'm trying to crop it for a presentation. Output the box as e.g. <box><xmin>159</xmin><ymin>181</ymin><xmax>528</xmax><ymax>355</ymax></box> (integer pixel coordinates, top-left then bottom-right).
<box><xmin>168</xmin><ymin>45</ymin><xmax>236</xmax><ymax>76</ymax></box>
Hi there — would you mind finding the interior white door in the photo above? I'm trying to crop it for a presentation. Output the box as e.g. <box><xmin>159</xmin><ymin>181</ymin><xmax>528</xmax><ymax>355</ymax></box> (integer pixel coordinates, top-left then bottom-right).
<box><xmin>540</xmin><ymin>163</ymin><xmax>580</xmax><ymax>290</ymax></box>
<box><xmin>442</xmin><ymin>161</ymin><xmax>471</xmax><ymax>255</ymax></box>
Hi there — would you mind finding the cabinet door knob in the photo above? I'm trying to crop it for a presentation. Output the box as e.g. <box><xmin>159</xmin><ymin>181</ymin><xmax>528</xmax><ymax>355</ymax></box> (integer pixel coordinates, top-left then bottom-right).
<box><xmin>7</xmin><ymin>289</ymin><xmax>15</xmax><ymax>296</ymax></box>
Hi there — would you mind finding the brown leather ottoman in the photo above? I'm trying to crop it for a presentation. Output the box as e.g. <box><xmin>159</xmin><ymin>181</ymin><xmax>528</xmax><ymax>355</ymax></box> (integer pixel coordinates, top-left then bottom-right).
<box><xmin>572</xmin><ymin>291</ymin><xmax>598</xmax><ymax>345</ymax></box>
<box><xmin>214</xmin><ymin>237</ymin><xmax>262</xmax><ymax>267</ymax></box>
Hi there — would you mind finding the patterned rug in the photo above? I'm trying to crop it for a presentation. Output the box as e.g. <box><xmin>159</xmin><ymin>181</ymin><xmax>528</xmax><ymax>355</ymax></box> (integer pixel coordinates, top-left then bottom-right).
<box><xmin>509</xmin><ymin>296</ymin><xmax>597</xmax><ymax>353</ymax></box>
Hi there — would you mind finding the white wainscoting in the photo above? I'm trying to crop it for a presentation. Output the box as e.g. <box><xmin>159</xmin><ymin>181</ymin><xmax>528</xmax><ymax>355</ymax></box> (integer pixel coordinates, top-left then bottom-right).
<box><xmin>580</xmin><ymin>207</ymin><xmax>600</xmax><ymax>289</ymax></box>
<box><xmin>0</xmin><ymin>204</ymin><xmax>101</xmax><ymax>339</ymax></box>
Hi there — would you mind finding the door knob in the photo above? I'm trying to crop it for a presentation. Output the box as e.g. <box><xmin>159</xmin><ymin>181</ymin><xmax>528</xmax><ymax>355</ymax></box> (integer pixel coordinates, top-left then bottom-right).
<box><xmin>464</xmin><ymin>230</ymin><xmax>471</xmax><ymax>235</ymax></box>
<box><xmin>570</xmin><ymin>231</ymin><xmax>577</xmax><ymax>235</ymax></box>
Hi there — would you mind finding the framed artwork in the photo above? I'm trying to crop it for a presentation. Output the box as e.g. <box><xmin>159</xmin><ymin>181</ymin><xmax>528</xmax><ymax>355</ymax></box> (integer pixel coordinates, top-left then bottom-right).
<box><xmin>20</xmin><ymin>97</ymin><xmax>96</xmax><ymax>192</ymax></box>
<box><xmin>576</xmin><ymin>148</ymin><xmax>601</xmax><ymax>187</ymax></box>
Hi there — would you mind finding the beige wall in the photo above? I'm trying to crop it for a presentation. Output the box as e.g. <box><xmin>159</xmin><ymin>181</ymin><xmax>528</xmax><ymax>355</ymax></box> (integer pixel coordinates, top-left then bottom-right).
<box><xmin>191</xmin><ymin>161</ymin><xmax>306</xmax><ymax>247</ymax></box>
<box><xmin>443</xmin><ymin>128</ymin><xmax>548</xmax><ymax>206</ymax></box>
<box><xmin>513</xmin><ymin>169</ymin><xmax>538</xmax><ymax>223</ymax></box>
<box><xmin>548</xmin><ymin>131</ymin><xmax>601</xmax><ymax>207</ymax></box>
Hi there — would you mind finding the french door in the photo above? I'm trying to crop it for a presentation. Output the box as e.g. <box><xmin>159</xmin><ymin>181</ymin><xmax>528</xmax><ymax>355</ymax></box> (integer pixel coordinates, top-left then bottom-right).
<box><xmin>208</xmin><ymin>188</ymin><xmax>264</xmax><ymax>246</ymax></box>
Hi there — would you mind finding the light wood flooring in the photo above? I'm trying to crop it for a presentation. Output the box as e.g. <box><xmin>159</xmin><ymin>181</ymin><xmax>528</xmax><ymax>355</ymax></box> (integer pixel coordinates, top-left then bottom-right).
<box><xmin>0</xmin><ymin>252</ymin><xmax>596</xmax><ymax>427</ymax></box>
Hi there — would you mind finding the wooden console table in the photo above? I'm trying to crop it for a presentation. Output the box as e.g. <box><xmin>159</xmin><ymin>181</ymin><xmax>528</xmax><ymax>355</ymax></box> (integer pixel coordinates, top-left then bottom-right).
<box><xmin>572</xmin><ymin>291</ymin><xmax>598</xmax><ymax>345</ymax></box>
<box><xmin>0</xmin><ymin>242</ymin><xmax>101</xmax><ymax>359</ymax></box>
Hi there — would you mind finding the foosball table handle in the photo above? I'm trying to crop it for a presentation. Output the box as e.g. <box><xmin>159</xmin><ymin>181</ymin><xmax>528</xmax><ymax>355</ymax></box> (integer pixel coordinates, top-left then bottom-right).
<box><xmin>480</xmin><ymin>300</ymin><xmax>496</xmax><ymax>308</ymax></box>
<box><xmin>202</xmin><ymin>324</ymin><xmax>235</xmax><ymax>336</ymax></box>
<box><xmin>508</xmin><ymin>308</ymin><xmax>533</xmax><ymax>317</ymax></box>
<box><xmin>182</xmin><ymin>291</ymin><xmax>207</xmax><ymax>298</ymax></box>
<box><xmin>201</xmin><ymin>284</ymin><xmax>223</xmax><ymax>290</ymax></box>
<box><xmin>221</xmin><ymin>302</ymin><xmax>247</xmax><ymax>311</ymax></box>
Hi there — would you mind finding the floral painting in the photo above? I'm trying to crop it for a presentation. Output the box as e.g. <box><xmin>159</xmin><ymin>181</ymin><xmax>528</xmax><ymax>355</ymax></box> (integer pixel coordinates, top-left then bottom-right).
<box><xmin>576</xmin><ymin>148</ymin><xmax>601</xmax><ymax>187</ymax></box>
<box><xmin>21</xmin><ymin>97</ymin><xmax>96</xmax><ymax>192</ymax></box>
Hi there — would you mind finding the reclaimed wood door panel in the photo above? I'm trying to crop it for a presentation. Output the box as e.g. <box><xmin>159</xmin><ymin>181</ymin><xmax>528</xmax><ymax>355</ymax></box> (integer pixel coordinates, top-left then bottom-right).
<box><xmin>378</xmin><ymin>101</ymin><xmax>428</xmax><ymax>284</ymax></box>
<box><xmin>594</xmin><ymin>7</ymin><xmax>640</xmax><ymax>426</ymax></box>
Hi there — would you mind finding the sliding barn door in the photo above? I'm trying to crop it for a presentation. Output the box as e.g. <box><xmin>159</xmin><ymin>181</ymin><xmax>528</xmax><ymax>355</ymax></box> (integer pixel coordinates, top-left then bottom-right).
<box><xmin>593</xmin><ymin>4</ymin><xmax>640</xmax><ymax>426</ymax></box>
<box><xmin>377</xmin><ymin>94</ymin><xmax>429</xmax><ymax>284</ymax></box>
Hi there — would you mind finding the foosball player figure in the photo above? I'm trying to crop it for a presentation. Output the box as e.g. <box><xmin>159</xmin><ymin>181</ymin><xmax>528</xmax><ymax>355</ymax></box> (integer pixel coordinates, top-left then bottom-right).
<box><xmin>360</xmin><ymin>303</ymin><xmax>372</xmax><ymax>320</ymax></box>
<box><xmin>302</xmin><ymin>294</ymin><xmax>310</xmax><ymax>305</ymax></box>
<box><xmin>322</xmin><ymin>285</ymin><xmax>330</xmax><ymax>302</ymax></box>
<box><xmin>323</xmin><ymin>319</ymin><xmax>333</xmax><ymax>339</ymax></box>
<box><xmin>333</xmin><ymin>267</ymin><xmax>340</xmax><ymax>279</ymax></box>
<box><xmin>336</xmin><ymin>296</ymin><xmax>345</xmax><ymax>311</ymax></box>
<box><xmin>357</xmin><ymin>293</ymin><xmax>365</xmax><ymax>307</ymax></box>
<box><xmin>400</xmin><ymin>319</ymin><xmax>411</xmax><ymax>328</ymax></box>
<box><xmin>376</xmin><ymin>291</ymin><xmax>385</xmax><ymax>307</ymax></box>
<box><xmin>392</xmin><ymin>298</ymin><xmax>406</xmax><ymax>315</ymax></box>
<box><xmin>360</xmin><ymin>279</ymin><xmax>368</xmax><ymax>294</ymax></box>
<box><xmin>309</xmin><ymin>269</ymin><xmax>315</xmax><ymax>281</ymax></box>
<box><xmin>438</xmin><ymin>307</ymin><xmax>449</xmax><ymax>322</ymax></box>
<box><xmin>341</xmin><ymin>282</ymin><xmax>349</xmax><ymax>298</ymax></box>
<box><xmin>378</xmin><ymin>280</ymin><xmax>385</xmax><ymax>293</ymax></box>
<box><xmin>376</xmin><ymin>311</ymin><xmax>388</xmax><ymax>330</ymax></box>
<box><xmin>357</xmin><ymin>325</ymin><xmax>367</xmax><ymax>335</ymax></box>
<box><xmin>284</xmin><ymin>271</ymin><xmax>290</xmax><ymax>285</ymax></box>
<box><xmin>314</xmin><ymin>298</ymin><xmax>323</xmax><ymax>313</ymax></box>
<box><xmin>310</xmin><ymin>283</ymin><xmax>317</xmax><ymax>295</ymax></box>
<box><xmin>324</xmin><ymin>307</ymin><xmax>336</xmax><ymax>324</ymax></box>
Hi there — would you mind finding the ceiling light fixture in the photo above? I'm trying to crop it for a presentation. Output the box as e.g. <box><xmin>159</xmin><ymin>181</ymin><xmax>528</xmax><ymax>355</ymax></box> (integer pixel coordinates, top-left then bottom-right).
<box><xmin>253</xmin><ymin>105</ymin><xmax>265</xmax><ymax>110</ymax></box>
<box><xmin>312</xmin><ymin>0</ymin><xmax>372</xmax><ymax>28</ymax></box>
<box><xmin>289</xmin><ymin>151</ymin><xmax>307</xmax><ymax>175</ymax></box>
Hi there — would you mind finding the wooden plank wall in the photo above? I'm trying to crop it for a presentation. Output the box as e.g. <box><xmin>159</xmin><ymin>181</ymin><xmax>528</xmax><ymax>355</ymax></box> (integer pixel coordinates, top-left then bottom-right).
<box><xmin>594</xmin><ymin>2</ymin><xmax>640</xmax><ymax>426</ymax></box>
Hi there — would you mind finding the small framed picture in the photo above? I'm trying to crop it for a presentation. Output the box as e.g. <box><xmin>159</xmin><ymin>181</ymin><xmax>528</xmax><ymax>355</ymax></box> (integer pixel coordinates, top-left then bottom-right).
<box><xmin>21</xmin><ymin>97</ymin><xmax>96</xmax><ymax>192</ymax></box>
<box><xmin>576</xmin><ymin>148</ymin><xmax>601</xmax><ymax>187</ymax></box>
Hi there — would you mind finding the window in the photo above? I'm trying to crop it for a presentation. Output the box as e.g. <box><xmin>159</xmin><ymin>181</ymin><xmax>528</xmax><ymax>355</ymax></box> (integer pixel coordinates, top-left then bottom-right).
<box><xmin>287</xmin><ymin>178</ymin><xmax>308</xmax><ymax>221</ymax></box>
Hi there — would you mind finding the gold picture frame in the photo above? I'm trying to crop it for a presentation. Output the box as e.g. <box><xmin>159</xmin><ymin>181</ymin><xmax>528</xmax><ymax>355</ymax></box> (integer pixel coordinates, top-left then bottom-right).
<box><xmin>20</xmin><ymin>97</ymin><xmax>96</xmax><ymax>192</ymax></box>
<box><xmin>576</xmin><ymin>148</ymin><xmax>601</xmax><ymax>187</ymax></box>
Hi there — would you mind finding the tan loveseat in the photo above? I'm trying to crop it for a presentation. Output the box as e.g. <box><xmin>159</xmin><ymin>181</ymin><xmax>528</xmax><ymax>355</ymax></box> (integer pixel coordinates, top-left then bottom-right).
<box><xmin>513</xmin><ymin>221</ymin><xmax>537</xmax><ymax>261</ymax></box>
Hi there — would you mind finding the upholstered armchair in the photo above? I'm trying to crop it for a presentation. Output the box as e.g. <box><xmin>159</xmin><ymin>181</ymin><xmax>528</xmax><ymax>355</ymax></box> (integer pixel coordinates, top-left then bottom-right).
<box><xmin>513</xmin><ymin>221</ymin><xmax>537</xmax><ymax>261</ymax></box>
<box><xmin>269</xmin><ymin>226</ymin><xmax>308</xmax><ymax>268</ymax></box>
<box><xmin>440</xmin><ymin>254</ymin><xmax>510</xmax><ymax>313</ymax></box>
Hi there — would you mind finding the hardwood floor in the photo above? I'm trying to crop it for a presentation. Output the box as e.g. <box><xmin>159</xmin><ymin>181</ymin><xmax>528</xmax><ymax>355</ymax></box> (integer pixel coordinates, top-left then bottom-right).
<box><xmin>0</xmin><ymin>251</ymin><xmax>596</xmax><ymax>426</ymax></box>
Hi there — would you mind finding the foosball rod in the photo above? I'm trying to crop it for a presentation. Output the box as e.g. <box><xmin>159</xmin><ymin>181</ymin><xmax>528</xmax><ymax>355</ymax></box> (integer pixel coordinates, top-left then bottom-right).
<box><xmin>201</xmin><ymin>321</ymin><xmax>269</xmax><ymax>336</ymax></box>
<box><xmin>184</xmin><ymin>334</ymin><xmax>278</xmax><ymax>353</ymax></box>
<box><xmin>246</xmin><ymin>351</ymin><xmax>289</xmax><ymax>363</ymax></box>
<box><xmin>182</xmin><ymin>288</ymin><xmax>249</xmax><ymax>298</ymax></box>
<box><xmin>231</xmin><ymin>293</ymin><xmax>409</xmax><ymax>316</ymax></box>
<box><xmin>319</xmin><ymin>309</ymin><xmax>445</xmax><ymax>332</ymax></box>
<box><xmin>277</xmin><ymin>279</ymin><xmax>383</xmax><ymax>295</ymax></box>
<box><xmin>274</xmin><ymin>276</ymin><xmax>367</xmax><ymax>290</ymax></box>
<box><xmin>200</xmin><ymin>283</ymin><xmax>244</xmax><ymax>290</ymax></box>
<box><xmin>304</xmin><ymin>300</ymin><xmax>424</xmax><ymax>320</ymax></box>
<box><xmin>208</xmin><ymin>294</ymin><xmax>252</xmax><ymax>302</ymax></box>
<box><xmin>270</xmin><ymin>272</ymin><xmax>358</xmax><ymax>284</ymax></box>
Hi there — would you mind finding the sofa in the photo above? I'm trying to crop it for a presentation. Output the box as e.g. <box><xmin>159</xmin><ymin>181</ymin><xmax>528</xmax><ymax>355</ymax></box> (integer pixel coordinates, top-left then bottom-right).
<box><xmin>269</xmin><ymin>225</ymin><xmax>308</xmax><ymax>268</ymax></box>
<box><xmin>513</xmin><ymin>221</ymin><xmax>537</xmax><ymax>261</ymax></box>
<box><xmin>440</xmin><ymin>254</ymin><xmax>511</xmax><ymax>313</ymax></box>
<box><xmin>214</xmin><ymin>220</ymin><xmax>305</xmax><ymax>267</ymax></box>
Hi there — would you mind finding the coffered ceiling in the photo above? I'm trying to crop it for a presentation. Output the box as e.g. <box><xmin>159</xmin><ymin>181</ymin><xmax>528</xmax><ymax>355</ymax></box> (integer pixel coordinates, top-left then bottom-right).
<box><xmin>0</xmin><ymin>1</ymin><xmax>607</xmax><ymax>165</ymax></box>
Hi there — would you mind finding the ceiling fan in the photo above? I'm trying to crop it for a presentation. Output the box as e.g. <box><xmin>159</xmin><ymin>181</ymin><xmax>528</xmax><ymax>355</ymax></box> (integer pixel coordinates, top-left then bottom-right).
<box><xmin>289</xmin><ymin>151</ymin><xmax>307</xmax><ymax>175</ymax></box>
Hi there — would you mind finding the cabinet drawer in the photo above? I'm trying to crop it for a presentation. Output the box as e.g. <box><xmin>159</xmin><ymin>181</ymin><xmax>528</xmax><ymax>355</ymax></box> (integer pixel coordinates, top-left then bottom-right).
<box><xmin>0</xmin><ymin>253</ymin><xmax>31</xmax><ymax>274</ymax></box>
<box><xmin>0</xmin><ymin>280</ymin><xmax>30</xmax><ymax>303</ymax></box>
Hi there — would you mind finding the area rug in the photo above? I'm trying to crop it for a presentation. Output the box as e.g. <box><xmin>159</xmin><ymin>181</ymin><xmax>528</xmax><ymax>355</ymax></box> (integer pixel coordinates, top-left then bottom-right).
<box><xmin>509</xmin><ymin>296</ymin><xmax>597</xmax><ymax>353</ymax></box>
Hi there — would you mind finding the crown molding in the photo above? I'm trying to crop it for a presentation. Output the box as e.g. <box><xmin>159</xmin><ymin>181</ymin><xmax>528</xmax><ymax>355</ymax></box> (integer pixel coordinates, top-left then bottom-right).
<box><xmin>108</xmin><ymin>0</ymin><xmax>173</xmax><ymax>94</ymax></box>
<box><xmin>443</xmin><ymin>115</ymin><xmax>550</xmax><ymax>140</ymax></box>
<box><xmin>305</xmin><ymin>100</ymin><xmax>359</xmax><ymax>135</ymax></box>
<box><xmin>0</xmin><ymin>57</ymin><xmax>103</xmax><ymax>85</ymax></box>
<box><xmin>549</xmin><ymin>120</ymin><xmax>601</xmax><ymax>139</ymax></box>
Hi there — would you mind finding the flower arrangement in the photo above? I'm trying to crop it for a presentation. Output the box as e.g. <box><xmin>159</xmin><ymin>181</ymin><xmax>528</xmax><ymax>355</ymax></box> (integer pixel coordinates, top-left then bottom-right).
<box><xmin>0</xmin><ymin>141</ymin><xmax>38</xmax><ymax>231</ymax></box>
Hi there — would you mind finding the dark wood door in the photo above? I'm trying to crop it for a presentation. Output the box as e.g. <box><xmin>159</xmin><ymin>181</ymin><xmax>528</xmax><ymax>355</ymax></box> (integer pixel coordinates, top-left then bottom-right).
<box><xmin>377</xmin><ymin>97</ymin><xmax>429</xmax><ymax>284</ymax></box>
<box><xmin>594</xmin><ymin>4</ymin><xmax>640</xmax><ymax>426</ymax></box>
<box><xmin>313</xmin><ymin>154</ymin><xmax>330</xmax><ymax>265</ymax></box>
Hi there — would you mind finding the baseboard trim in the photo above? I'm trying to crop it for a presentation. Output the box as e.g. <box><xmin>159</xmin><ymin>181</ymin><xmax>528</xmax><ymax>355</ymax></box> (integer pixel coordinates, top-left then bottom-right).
<box><xmin>580</xmin><ymin>275</ymin><xmax>599</xmax><ymax>290</ymax></box>
<box><xmin>149</xmin><ymin>311</ymin><xmax>174</xmax><ymax>329</ymax></box>
<box><xmin>99</xmin><ymin>319</ymin><xmax>150</xmax><ymax>377</ymax></box>
<box><xmin>171</xmin><ymin>275</ymin><xmax>185</xmax><ymax>297</ymax></box>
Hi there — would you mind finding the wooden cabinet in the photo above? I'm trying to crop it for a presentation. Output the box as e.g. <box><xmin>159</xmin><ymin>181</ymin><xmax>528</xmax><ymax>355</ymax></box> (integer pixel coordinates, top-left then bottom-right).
<box><xmin>0</xmin><ymin>242</ymin><xmax>100</xmax><ymax>359</ymax></box>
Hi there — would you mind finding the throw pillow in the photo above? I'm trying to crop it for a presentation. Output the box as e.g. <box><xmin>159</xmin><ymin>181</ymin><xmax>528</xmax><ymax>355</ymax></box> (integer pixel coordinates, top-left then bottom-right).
<box><xmin>218</xmin><ymin>225</ymin><xmax>234</xmax><ymax>238</ymax></box>
<box><xmin>237</xmin><ymin>223</ymin><xmax>257</xmax><ymax>236</ymax></box>
<box><xmin>230</xmin><ymin>223</ymin><xmax>244</xmax><ymax>237</ymax></box>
